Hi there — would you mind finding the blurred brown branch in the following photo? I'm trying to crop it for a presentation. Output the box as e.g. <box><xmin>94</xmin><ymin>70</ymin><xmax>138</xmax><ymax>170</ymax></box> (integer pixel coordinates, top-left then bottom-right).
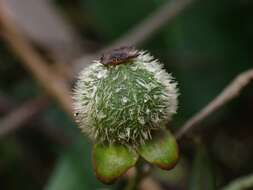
<box><xmin>0</xmin><ymin>4</ymin><xmax>73</xmax><ymax>117</ymax></box>
<box><xmin>74</xmin><ymin>0</ymin><xmax>195</xmax><ymax>71</ymax></box>
<box><xmin>2</xmin><ymin>0</ymin><xmax>84</xmax><ymax>62</ymax></box>
<box><xmin>0</xmin><ymin>94</ymin><xmax>71</xmax><ymax>145</ymax></box>
<box><xmin>176</xmin><ymin>69</ymin><xmax>253</xmax><ymax>139</ymax></box>
<box><xmin>107</xmin><ymin>0</ymin><xmax>194</xmax><ymax>49</ymax></box>
<box><xmin>0</xmin><ymin>96</ymin><xmax>49</xmax><ymax>137</ymax></box>
<box><xmin>221</xmin><ymin>173</ymin><xmax>253</xmax><ymax>190</ymax></box>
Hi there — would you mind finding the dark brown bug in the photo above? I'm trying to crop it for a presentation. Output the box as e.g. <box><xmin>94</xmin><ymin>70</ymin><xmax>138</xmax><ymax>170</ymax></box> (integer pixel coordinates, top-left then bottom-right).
<box><xmin>100</xmin><ymin>46</ymin><xmax>139</xmax><ymax>66</ymax></box>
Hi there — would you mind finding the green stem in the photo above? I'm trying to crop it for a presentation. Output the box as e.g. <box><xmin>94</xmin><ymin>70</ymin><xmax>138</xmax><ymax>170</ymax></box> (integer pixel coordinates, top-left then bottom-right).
<box><xmin>124</xmin><ymin>161</ymin><xmax>151</xmax><ymax>190</ymax></box>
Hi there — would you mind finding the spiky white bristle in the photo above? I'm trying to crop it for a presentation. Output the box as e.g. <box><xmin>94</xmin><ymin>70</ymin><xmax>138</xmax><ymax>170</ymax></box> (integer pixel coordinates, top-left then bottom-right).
<box><xmin>73</xmin><ymin>50</ymin><xmax>178</xmax><ymax>145</ymax></box>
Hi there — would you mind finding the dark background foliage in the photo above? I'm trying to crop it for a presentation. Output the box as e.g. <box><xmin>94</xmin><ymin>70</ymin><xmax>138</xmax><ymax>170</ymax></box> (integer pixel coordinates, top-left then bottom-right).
<box><xmin>1</xmin><ymin>0</ymin><xmax>253</xmax><ymax>189</ymax></box>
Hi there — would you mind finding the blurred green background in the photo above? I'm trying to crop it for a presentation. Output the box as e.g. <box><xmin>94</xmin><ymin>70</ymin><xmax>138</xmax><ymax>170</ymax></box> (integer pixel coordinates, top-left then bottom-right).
<box><xmin>1</xmin><ymin>0</ymin><xmax>253</xmax><ymax>189</ymax></box>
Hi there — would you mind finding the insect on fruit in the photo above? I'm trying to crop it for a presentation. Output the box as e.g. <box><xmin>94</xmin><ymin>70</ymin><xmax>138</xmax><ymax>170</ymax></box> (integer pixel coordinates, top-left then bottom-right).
<box><xmin>100</xmin><ymin>46</ymin><xmax>139</xmax><ymax>66</ymax></box>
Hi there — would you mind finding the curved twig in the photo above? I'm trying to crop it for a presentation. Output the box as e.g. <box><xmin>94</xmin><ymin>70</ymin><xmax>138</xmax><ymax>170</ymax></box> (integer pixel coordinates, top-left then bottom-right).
<box><xmin>176</xmin><ymin>69</ymin><xmax>253</xmax><ymax>139</ymax></box>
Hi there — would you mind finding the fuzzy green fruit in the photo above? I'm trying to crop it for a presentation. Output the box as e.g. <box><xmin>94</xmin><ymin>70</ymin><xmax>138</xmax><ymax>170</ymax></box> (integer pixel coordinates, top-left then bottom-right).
<box><xmin>73</xmin><ymin>50</ymin><xmax>178</xmax><ymax>145</ymax></box>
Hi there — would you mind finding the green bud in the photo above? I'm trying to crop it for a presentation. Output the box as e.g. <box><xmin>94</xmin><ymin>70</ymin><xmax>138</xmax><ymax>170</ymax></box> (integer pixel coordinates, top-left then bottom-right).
<box><xmin>137</xmin><ymin>130</ymin><xmax>179</xmax><ymax>170</ymax></box>
<box><xmin>93</xmin><ymin>143</ymin><xmax>138</xmax><ymax>184</ymax></box>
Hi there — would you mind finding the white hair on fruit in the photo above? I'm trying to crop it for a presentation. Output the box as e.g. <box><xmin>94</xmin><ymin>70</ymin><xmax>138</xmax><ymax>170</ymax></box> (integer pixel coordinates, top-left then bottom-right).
<box><xmin>73</xmin><ymin>50</ymin><xmax>178</xmax><ymax>145</ymax></box>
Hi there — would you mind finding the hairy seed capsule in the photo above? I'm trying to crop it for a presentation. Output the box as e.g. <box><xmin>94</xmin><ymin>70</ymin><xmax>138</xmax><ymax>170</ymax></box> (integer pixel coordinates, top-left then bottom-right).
<box><xmin>73</xmin><ymin>48</ymin><xmax>178</xmax><ymax>145</ymax></box>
